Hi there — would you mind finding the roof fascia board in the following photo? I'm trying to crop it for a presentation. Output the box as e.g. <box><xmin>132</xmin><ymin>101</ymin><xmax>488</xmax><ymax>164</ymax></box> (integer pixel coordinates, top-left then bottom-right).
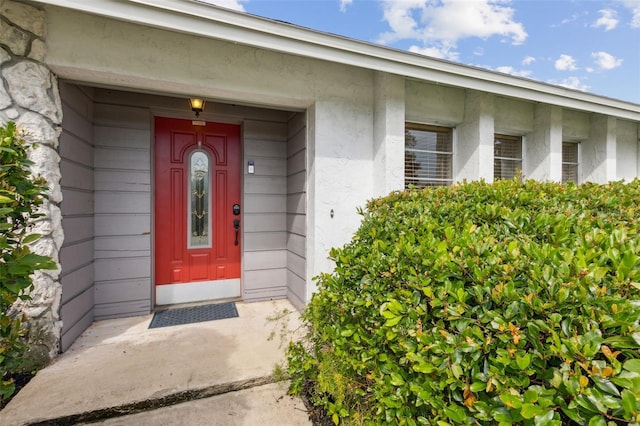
<box><xmin>35</xmin><ymin>0</ymin><xmax>640</xmax><ymax>121</ymax></box>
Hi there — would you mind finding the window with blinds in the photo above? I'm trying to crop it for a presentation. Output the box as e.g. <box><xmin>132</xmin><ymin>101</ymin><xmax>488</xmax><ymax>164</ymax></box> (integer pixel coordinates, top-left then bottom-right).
<box><xmin>562</xmin><ymin>142</ymin><xmax>579</xmax><ymax>184</ymax></box>
<box><xmin>494</xmin><ymin>134</ymin><xmax>522</xmax><ymax>180</ymax></box>
<box><xmin>405</xmin><ymin>124</ymin><xmax>453</xmax><ymax>188</ymax></box>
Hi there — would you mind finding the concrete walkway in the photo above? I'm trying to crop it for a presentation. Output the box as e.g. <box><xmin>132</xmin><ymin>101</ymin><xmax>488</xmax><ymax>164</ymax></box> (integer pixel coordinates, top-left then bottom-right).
<box><xmin>0</xmin><ymin>299</ymin><xmax>311</xmax><ymax>426</ymax></box>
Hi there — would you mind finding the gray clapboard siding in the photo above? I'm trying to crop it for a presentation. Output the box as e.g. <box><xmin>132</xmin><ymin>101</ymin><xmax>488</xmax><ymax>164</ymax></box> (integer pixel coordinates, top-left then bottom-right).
<box><xmin>244</xmin><ymin>194</ymin><xmax>287</xmax><ymax>213</ymax></box>
<box><xmin>244</xmin><ymin>269</ymin><xmax>288</xmax><ymax>290</ymax></box>
<box><xmin>59</xmin><ymin>131</ymin><xmax>93</xmax><ymax>166</ymax></box>
<box><xmin>94</xmin><ymin>192</ymin><xmax>150</xmax><ymax>214</ymax></box>
<box><xmin>59</xmin><ymin>95</ymin><xmax>94</xmax><ymax>143</ymax></box>
<box><xmin>60</xmin><ymin>287</ymin><xmax>93</xmax><ymax>350</ymax></box>
<box><xmin>286</xmin><ymin>112</ymin><xmax>307</xmax><ymax>309</ymax></box>
<box><xmin>94</xmin><ymin>147</ymin><xmax>150</xmax><ymax>171</ymax></box>
<box><xmin>242</xmin><ymin>120</ymin><xmax>288</xmax><ymax>301</ymax></box>
<box><xmin>286</xmin><ymin>193</ymin><xmax>306</xmax><ymax>215</ymax></box>
<box><xmin>59</xmin><ymin>82</ymin><xmax>96</xmax><ymax>352</ymax></box>
<box><xmin>94</xmin><ymin>278</ymin><xmax>150</xmax><ymax>304</ymax></box>
<box><xmin>94</xmin><ymin>170</ymin><xmax>150</xmax><ymax>192</ymax></box>
<box><xmin>94</xmin><ymin>235</ymin><xmax>150</xmax><ymax>259</ymax></box>
<box><xmin>287</xmin><ymin>270</ymin><xmax>306</xmax><ymax>309</ymax></box>
<box><xmin>94</xmin><ymin>213</ymin><xmax>150</xmax><ymax>236</ymax></box>
<box><xmin>59</xmin><ymin>240</ymin><xmax>94</xmax><ymax>279</ymax></box>
<box><xmin>60</xmin><ymin>266</ymin><xmax>94</xmax><ymax>304</ymax></box>
<box><xmin>287</xmin><ymin>171</ymin><xmax>306</xmax><ymax>193</ymax></box>
<box><xmin>244</xmin><ymin>250</ymin><xmax>287</xmax><ymax>271</ymax></box>
<box><xmin>244</xmin><ymin>213</ymin><xmax>286</xmax><ymax>232</ymax></box>
<box><xmin>94</xmin><ymin>126</ymin><xmax>151</xmax><ymax>148</ymax></box>
<box><xmin>287</xmin><ymin>251</ymin><xmax>305</xmax><ymax>279</ymax></box>
<box><xmin>94</xmin><ymin>300</ymin><xmax>150</xmax><ymax>320</ymax></box>
<box><xmin>244</xmin><ymin>232</ymin><xmax>287</xmax><ymax>251</ymax></box>
<box><xmin>243</xmin><ymin>287</ymin><xmax>288</xmax><ymax>301</ymax></box>
<box><xmin>286</xmin><ymin>214</ymin><xmax>305</xmax><ymax>236</ymax></box>
<box><xmin>61</xmin><ymin>216</ymin><xmax>94</xmax><ymax>245</ymax></box>
<box><xmin>93</xmin><ymin>102</ymin><xmax>152</xmax><ymax>320</ymax></box>
<box><xmin>243</xmin><ymin>158</ymin><xmax>287</xmax><ymax>176</ymax></box>
<box><xmin>93</xmin><ymin>255</ymin><xmax>151</xmax><ymax>282</ymax></box>
<box><xmin>60</xmin><ymin>159</ymin><xmax>94</xmax><ymax>191</ymax></box>
<box><xmin>93</xmin><ymin>104</ymin><xmax>151</xmax><ymax>130</ymax></box>
<box><xmin>244</xmin><ymin>176</ymin><xmax>288</xmax><ymax>194</ymax></box>
<box><xmin>61</xmin><ymin>189</ymin><xmax>94</xmax><ymax>216</ymax></box>
<box><xmin>287</xmin><ymin>233</ymin><xmax>305</xmax><ymax>257</ymax></box>
<box><xmin>60</xmin><ymin>308</ymin><xmax>93</xmax><ymax>353</ymax></box>
<box><xmin>245</xmin><ymin>139</ymin><xmax>287</xmax><ymax>158</ymax></box>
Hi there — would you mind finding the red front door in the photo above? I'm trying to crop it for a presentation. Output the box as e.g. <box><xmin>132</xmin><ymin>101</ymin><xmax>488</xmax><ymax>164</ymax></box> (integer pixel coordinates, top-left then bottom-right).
<box><xmin>154</xmin><ymin>117</ymin><xmax>241</xmax><ymax>304</ymax></box>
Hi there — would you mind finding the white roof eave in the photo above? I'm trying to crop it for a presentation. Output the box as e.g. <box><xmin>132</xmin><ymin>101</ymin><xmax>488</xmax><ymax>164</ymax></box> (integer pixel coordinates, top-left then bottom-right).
<box><xmin>34</xmin><ymin>0</ymin><xmax>640</xmax><ymax>121</ymax></box>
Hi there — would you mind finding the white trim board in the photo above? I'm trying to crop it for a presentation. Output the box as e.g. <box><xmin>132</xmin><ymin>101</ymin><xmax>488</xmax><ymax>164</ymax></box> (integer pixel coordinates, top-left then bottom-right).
<box><xmin>156</xmin><ymin>279</ymin><xmax>241</xmax><ymax>305</ymax></box>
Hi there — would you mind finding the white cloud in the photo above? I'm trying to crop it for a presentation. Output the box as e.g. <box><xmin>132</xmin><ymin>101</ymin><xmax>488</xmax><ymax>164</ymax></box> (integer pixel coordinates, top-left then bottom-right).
<box><xmin>592</xmin><ymin>9</ymin><xmax>619</xmax><ymax>31</ymax></box>
<box><xmin>195</xmin><ymin>0</ymin><xmax>246</xmax><ymax>12</ymax></box>
<box><xmin>494</xmin><ymin>66</ymin><xmax>532</xmax><ymax>77</ymax></box>
<box><xmin>550</xmin><ymin>76</ymin><xmax>590</xmax><ymax>92</ymax></box>
<box><xmin>339</xmin><ymin>0</ymin><xmax>353</xmax><ymax>13</ymax></box>
<box><xmin>377</xmin><ymin>0</ymin><xmax>527</xmax><ymax>49</ymax></box>
<box><xmin>560</xmin><ymin>14</ymin><xmax>579</xmax><ymax>25</ymax></box>
<box><xmin>621</xmin><ymin>0</ymin><xmax>640</xmax><ymax>28</ymax></box>
<box><xmin>555</xmin><ymin>54</ymin><xmax>578</xmax><ymax>71</ymax></box>
<box><xmin>474</xmin><ymin>47</ymin><xmax>485</xmax><ymax>56</ymax></box>
<box><xmin>591</xmin><ymin>51</ymin><xmax>623</xmax><ymax>71</ymax></box>
<box><xmin>409</xmin><ymin>44</ymin><xmax>459</xmax><ymax>61</ymax></box>
<box><xmin>522</xmin><ymin>56</ymin><xmax>536</xmax><ymax>65</ymax></box>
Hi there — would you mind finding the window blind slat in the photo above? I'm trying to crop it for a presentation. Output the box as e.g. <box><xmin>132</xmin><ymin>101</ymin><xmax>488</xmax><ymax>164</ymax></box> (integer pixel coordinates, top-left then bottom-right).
<box><xmin>405</xmin><ymin>126</ymin><xmax>453</xmax><ymax>188</ymax></box>
<box><xmin>562</xmin><ymin>142</ymin><xmax>580</xmax><ymax>183</ymax></box>
<box><xmin>494</xmin><ymin>135</ymin><xmax>522</xmax><ymax>180</ymax></box>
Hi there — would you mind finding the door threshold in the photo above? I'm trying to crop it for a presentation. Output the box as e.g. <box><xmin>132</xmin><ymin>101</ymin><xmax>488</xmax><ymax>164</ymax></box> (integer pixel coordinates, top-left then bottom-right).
<box><xmin>154</xmin><ymin>297</ymin><xmax>242</xmax><ymax>312</ymax></box>
<box><xmin>155</xmin><ymin>278</ymin><xmax>241</xmax><ymax>305</ymax></box>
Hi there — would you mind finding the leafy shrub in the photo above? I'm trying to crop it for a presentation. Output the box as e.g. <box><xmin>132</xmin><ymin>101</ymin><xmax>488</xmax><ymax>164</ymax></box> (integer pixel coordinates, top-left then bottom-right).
<box><xmin>0</xmin><ymin>122</ymin><xmax>56</xmax><ymax>401</ymax></box>
<box><xmin>288</xmin><ymin>179</ymin><xmax>640</xmax><ymax>425</ymax></box>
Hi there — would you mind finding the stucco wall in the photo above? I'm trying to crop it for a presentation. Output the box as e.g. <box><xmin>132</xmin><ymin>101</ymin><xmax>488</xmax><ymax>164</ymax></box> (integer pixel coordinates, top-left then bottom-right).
<box><xmin>495</xmin><ymin>96</ymin><xmax>534</xmax><ymax>135</ymax></box>
<box><xmin>617</xmin><ymin>119</ymin><xmax>639</xmax><ymax>180</ymax></box>
<box><xmin>563</xmin><ymin>109</ymin><xmax>591</xmax><ymax>141</ymax></box>
<box><xmin>307</xmin><ymin>97</ymin><xmax>375</xmax><ymax>294</ymax></box>
<box><xmin>523</xmin><ymin>104</ymin><xmax>563</xmax><ymax>181</ymax></box>
<box><xmin>44</xmin><ymin>6</ymin><xmax>370</xmax><ymax>111</ymax></box>
<box><xmin>405</xmin><ymin>80</ymin><xmax>464</xmax><ymax>126</ymax></box>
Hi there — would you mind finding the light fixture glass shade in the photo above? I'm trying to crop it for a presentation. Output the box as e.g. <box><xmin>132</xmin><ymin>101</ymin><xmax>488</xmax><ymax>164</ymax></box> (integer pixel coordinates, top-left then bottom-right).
<box><xmin>189</xmin><ymin>98</ymin><xmax>205</xmax><ymax>116</ymax></box>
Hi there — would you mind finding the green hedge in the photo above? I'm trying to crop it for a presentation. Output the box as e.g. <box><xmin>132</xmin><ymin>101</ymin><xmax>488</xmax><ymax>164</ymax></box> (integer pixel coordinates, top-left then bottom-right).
<box><xmin>288</xmin><ymin>179</ymin><xmax>640</xmax><ymax>425</ymax></box>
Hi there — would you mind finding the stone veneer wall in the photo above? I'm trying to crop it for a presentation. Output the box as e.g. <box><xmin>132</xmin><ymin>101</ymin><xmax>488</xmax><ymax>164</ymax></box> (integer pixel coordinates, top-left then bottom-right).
<box><xmin>0</xmin><ymin>1</ymin><xmax>64</xmax><ymax>367</ymax></box>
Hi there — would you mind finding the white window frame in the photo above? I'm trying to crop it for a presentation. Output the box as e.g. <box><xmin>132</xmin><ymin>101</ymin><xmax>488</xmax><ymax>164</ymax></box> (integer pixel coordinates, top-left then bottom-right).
<box><xmin>405</xmin><ymin>123</ymin><xmax>454</xmax><ymax>188</ymax></box>
<box><xmin>494</xmin><ymin>134</ymin><xmax>523</xmax><ymax>180</ymax></box>
<box><xmin>562</xmin><ymin>141</ymin><xmax>580</xmax><ymax>184</ymax></box>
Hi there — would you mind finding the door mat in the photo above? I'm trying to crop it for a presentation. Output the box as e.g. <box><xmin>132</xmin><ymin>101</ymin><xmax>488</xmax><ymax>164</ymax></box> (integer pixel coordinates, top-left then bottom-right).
<box><xmin>149</xmin><ymin>302</ymin><xmax>238</xmax><ymax>329</ymax></box>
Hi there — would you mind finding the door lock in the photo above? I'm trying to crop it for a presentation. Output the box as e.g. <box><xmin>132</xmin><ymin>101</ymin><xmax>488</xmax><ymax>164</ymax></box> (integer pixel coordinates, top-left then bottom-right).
<box><xmin>233</xmin><ymin>204</ymin><xmax>240</xmax><ymax>216</ymax></box>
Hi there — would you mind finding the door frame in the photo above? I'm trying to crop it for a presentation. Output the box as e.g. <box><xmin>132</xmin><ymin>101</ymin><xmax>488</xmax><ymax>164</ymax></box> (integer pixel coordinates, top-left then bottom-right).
<box><xmin>151</xmin><ymin>114</ymin><xmax>244</xmax><ymax>307</ymax></box>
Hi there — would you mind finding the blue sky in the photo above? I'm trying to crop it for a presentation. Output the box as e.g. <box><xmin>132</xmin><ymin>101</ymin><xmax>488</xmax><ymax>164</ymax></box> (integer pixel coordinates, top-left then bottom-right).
<box><xmin>201</xmin><ymin>0</ymin><xmax>640</xmax><ymax>104</ymax></box>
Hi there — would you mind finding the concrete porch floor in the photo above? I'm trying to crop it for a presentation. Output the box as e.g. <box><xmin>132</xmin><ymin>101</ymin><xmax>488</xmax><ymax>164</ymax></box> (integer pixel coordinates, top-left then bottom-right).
<box><xmin>0</xmin><ymin>299</ymin><xmax>311</xmax><ymax>425</ymax></box>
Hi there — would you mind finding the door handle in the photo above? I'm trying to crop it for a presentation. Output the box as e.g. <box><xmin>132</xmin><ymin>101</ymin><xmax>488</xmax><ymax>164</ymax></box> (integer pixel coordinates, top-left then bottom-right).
<box><xmin>233</xmin><ymin>219</ymin><xmax>240</xmax><ymax>246</ymax></box>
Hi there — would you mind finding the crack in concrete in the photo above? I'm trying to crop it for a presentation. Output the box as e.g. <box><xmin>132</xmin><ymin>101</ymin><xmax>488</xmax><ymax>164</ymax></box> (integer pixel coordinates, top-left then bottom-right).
<box><xmin>26</xmin><ymin>376</ymin><xmax>277</xmax><ymax>426</ymax></box>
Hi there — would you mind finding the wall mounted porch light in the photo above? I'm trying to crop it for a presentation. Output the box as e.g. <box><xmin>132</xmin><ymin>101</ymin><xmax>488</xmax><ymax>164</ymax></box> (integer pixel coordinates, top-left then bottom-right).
<box><xmin>189</xmin><ymin>98</ymin><xmax>205</xmax><ymax>117</ymax></box>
